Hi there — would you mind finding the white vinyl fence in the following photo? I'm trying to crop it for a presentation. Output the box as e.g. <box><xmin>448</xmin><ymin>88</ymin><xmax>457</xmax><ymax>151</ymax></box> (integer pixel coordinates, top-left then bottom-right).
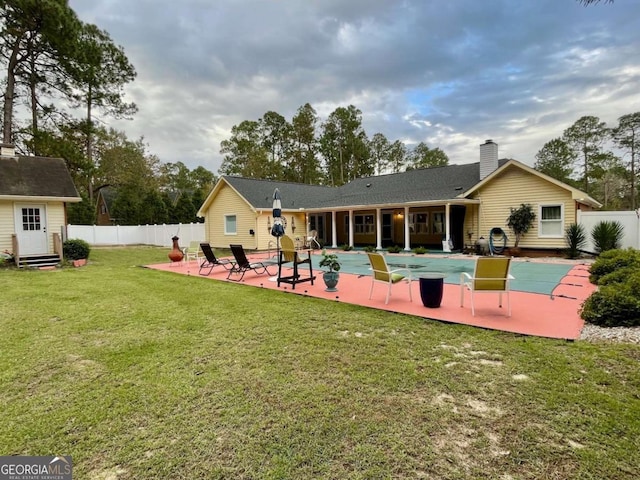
<box><xmin>68</xmin><ymin>212</ymin><xmax>640</xmax><ymax>253</ymax></box>
<box><xmin>66</xmin><ymin>223</ymin><xmax>205</xmax><ymax>248</ymax></box>
<box><xmin>577</xmin><ymin>210</ymin><xmax>640</xmax><ymax>253</ymax></box>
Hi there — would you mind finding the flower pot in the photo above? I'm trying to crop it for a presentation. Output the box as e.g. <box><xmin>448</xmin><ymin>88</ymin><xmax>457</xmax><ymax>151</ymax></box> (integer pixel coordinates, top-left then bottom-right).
<box><xmin>323</xmin><ymin>271</ymin><xmax>339</xmax><ymax>292</ymax></box>
<box><xmin>73</xmin><ymin>259</ymin><xmax>87</xmax><ymax>268</ymax></box>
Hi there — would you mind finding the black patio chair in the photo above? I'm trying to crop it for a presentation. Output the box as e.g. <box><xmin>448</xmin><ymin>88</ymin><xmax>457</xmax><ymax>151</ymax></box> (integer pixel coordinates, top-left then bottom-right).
<box><xmin>228</xmin><ymin>244</ymin><xmax>276</xmax><ymax>281</ymax></box>
<box><xmin>277</xmin><ymin>235</ymin><xmax>315</xmax><ymax>290</ymax></box>
<box><xmin>199</xmin><ymin>242</ymin><xmax>235</xmax><ymax>276</ymax></box>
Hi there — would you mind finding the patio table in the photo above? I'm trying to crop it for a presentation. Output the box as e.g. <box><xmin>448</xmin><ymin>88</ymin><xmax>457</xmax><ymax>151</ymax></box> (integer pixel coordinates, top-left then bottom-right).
<box><xmin>418</xmin><ymin>273</ymin><xmax>447</xmax><ymax>308</ymax></box>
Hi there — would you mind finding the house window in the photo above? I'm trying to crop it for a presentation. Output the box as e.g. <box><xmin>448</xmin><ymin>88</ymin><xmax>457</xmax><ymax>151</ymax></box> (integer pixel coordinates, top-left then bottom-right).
<box><xmin>354</xmin><ymin>214</ymin><xmax>374</xmax><ymax>234</ymax></box>
<box><xmin>22</xmin><ymin>207</ymin><xmax>41</xmax><ymax>231</ymax></box>
<box><xmin>432</xmin><ymin>212</ymin><xmax>445</xmax><ymax>234</ymax></box>
<box><xmin>224</xmin><ymin>215</ymin><xmax>237</xmax><ymax>235</ymax></box>
<box><xmin>539</xmin><ymin>205</ymin><xmax>563</xmax><ymax>237</ymax></box>
<box><xmin>408</xmin><ymin>213</ymin><xmax>429</xmax><ymax>234</ymax></box>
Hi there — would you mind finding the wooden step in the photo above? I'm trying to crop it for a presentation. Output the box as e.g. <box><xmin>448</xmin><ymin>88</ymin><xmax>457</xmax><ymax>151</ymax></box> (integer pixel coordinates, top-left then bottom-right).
<box><xmin>18</xmin><ymin>254</ymin><xmax>61</xmax><ymax>268</ymax></box>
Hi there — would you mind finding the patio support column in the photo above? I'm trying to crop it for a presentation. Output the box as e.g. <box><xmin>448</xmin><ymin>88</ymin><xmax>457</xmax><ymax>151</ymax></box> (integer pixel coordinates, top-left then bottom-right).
<box><xmin>348</xmin><ymin>210</ymin><xmax>354</xmax><ymax>248</ymax></box>
<box><xmin>376</xmin><ymin>208</ymin><xmax>382</xmax><ymax>250</ymax></box>
<box><xmin>331</xmin><ymin>211</ymin><xmax>338</xmax><ymax>248</ymax></box>
<box><xmin>444</xmin><ymin>202</ymin><xmax>452</xmax><ymax>252</ymax></box>
<box><xmin>404</xmin><ymin>206</ymin><xmax>411</xmax><ymax>251</ymax></box>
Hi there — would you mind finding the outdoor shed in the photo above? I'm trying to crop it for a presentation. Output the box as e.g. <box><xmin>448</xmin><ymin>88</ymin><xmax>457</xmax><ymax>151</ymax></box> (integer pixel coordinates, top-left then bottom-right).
<box><xmin>0</xmin><ymin>144</ymin><xmax>82</xmax><ymax>267</ymax></box>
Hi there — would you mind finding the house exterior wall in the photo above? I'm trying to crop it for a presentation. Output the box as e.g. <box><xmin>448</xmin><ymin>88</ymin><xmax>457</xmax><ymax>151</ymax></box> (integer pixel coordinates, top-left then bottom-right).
<box><xmin>202</xmin><ymin>183</ymin><xmax>309</xmax><ymax>252</ymax></box>
<box><xmin>204</xmin><ymin>183</ymin><xmax>258</xmax><ymax>249</ymax></box>
<box><xmin>0</xmin><ymin>201</ymin><xmax>14</xmax><ymax>252</ymax></box>
<box><xmin>46</xmin><ymin>202</ymin><xmax>66</xmax><ymax>251</ymax></box>
<box><xmin>96</xmin><ymin>195</ymin><xmax>111</xmax><ymax>225</ymax></box>
<box><xmin>0</xmin><ymin>200</ymin><xmax>66</xmax><ymax>254</ymax></box>
<box><xmin>469</xmin><ymin>167</ymin><xmax>576</xmax><ymax>249</ymax></box>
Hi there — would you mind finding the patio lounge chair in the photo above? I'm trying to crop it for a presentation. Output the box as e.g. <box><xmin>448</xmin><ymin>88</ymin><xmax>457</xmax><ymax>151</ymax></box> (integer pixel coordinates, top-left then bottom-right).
<box><xmin>460</xmin><ymin>256</ymin><xmax>514</xmax><ymax>316</ymax></box>
<box><xmin>366</xmin><ymin>252</ymin><xmax>412</xmax><ymax>304</ymax></box>
<box><xmin>199</xmin><ymin>243</ymin><xmax>235</xmax><ymax>276</ymax></box>
<box><xmin>228</xmin><ymin>244</ymin><xmax>276</xmax><ymax>281</ymax></box>
<box><xmin>277</xmin><ymin>235</ymin><xmax>315</xmax><ymax>290</ymax></box>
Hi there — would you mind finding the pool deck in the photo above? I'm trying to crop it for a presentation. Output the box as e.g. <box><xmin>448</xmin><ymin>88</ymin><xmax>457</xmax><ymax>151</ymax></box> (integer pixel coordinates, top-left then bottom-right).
<box><xmin>147</xmin><ymin>252</ymin><xmax>596</xmax><ymax>341</ymax></box>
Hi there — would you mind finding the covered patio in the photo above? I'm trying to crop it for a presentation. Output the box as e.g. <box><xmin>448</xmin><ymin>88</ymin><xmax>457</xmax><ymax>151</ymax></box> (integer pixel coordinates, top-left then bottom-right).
<box><xmin>147</xmin><ymin>251</ymin><xmax>595</xmax><ymax>340</ymax></box>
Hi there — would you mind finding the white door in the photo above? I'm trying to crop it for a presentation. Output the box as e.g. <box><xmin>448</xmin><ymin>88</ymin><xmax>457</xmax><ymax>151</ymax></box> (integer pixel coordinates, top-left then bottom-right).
<box><xmin>15</xmin><ymin>204</ymin><xmax>48</xmax><ymax>255</ymax></box>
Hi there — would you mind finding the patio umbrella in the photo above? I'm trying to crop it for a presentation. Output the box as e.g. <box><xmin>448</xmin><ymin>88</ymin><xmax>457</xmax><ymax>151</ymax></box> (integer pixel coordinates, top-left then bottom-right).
<box><xmin>271</xmin><ymin>188</ymin><xmax>286</xmax><ymax>259</ymax></box>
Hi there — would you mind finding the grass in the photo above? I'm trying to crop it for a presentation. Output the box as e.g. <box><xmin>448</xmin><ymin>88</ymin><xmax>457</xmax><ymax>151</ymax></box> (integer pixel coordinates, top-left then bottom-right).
<box><xmin>1</xmin><ymin>247</ymin><xmax>639</xmax><ymax>479</ymax></box>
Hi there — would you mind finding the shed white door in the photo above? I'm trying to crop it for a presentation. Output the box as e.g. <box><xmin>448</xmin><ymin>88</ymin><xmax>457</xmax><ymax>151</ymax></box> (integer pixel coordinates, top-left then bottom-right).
<box><xmin>15</xmin><ymin>204</ymin><xmax>48</xmax><ymax>255</ymax></box>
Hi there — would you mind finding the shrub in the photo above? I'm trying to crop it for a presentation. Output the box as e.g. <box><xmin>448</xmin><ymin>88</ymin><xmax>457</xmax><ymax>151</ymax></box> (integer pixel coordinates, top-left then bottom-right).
<box><xmin>588</xmin><ymin>248</ymin><xmax>640</xmax><ymax>285</ymax></box>
<box><xmin>591</xmin><ymin>220</ymin><xmax>624</xmax><ymax>254</ymax></box>
<box><xmin>413</xmin><ymin>246</ymin><xmax>428</xmax><ymax>255</ymax></box>
<box><xmin>363</xmin><ymin>245</ymin><xmax>376</xmax><ymax>253</ymax></box>
<box><xmin>63</xmin><ymin>239</ymin><xmax>91</xmax><ymax>261</ymax></box>
<box><xmin>580</xmin><ymin>271</ymin><xmax>640</xmax><ymax>327</ymax></box>
<box><xmin>340</xmin><ymin>244</ymin><xmax>353</xmax><ymax>251</ymax></box>
<box><xmin>565</xmin><ymin>223</ymin><xmax>586</xmax><ymax>259</ymax></box>
<box><xmin>387</xmin><ymin>245</ymin><xmax>402</xmax><ymax>254</ymax></box>
<box><xmin>506</xmin><ymin>203</ymin><xmax>536</xmax><ymax>247</ymax></box>
<box><xmin>1</xmin><ymin>250</ymin><xmax>15</xmax><ymax>268</ymax></box>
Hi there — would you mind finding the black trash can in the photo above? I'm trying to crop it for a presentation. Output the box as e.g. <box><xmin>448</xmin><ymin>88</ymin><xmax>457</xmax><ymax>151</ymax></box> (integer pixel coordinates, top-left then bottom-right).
<box><xmin>419</xmin><ymin>273</ymin><xmax>447</xmax><ymax>308</ymax></box>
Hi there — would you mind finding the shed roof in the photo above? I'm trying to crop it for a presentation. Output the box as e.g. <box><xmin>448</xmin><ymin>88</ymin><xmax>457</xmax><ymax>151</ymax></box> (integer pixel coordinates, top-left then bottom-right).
<box><xmin>0</xmin><ymin>155</ymin><xmax>80</xmax><ymax>200</ymax></box>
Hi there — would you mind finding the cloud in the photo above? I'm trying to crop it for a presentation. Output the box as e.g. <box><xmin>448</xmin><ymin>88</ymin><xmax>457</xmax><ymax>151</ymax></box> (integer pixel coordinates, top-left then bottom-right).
<box><xmin>69</xmin><ymin>0</ymin><xmax>640</xmax><ymax>173</ymax></box>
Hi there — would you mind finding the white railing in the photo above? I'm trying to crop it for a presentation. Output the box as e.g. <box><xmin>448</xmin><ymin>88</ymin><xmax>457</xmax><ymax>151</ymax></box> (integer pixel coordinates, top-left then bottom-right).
<box><xmin>66</xmin><ymin>223</ymin><xmax>206</xmax><ymax>247</ymax></box>
<box><xmin>577</xmin><ymin>210</ymin><xmax>640</xmax><ymax>253</ymax></box>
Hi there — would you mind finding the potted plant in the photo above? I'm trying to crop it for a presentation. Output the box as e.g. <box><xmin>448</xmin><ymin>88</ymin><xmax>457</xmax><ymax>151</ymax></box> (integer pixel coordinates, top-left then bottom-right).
<box><xmin>318</xmin><ymin>250</ymin><xmax>341</xmax><ymax>292</ymax></box>
<box><xmin>505</xmin><ymin>203</ymin><xmax>536</xmax><ymax>256</ymax></box>
<box><xmin>63</xmin><ymin>238</ymin><xmax>91</xmax><ymax>267</ymax></box>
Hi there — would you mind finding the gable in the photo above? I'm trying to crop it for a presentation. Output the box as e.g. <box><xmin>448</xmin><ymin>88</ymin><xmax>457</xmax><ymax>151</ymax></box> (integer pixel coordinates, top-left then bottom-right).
<box><xmin>464</xmin><ymin>160</ymin><xmax>601</xmax><ymax>209</ymax></box>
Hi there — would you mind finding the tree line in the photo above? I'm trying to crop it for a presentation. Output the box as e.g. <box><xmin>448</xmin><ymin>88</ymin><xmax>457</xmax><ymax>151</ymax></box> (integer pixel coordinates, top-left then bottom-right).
<box><xmin>0</xmin><ymin>0</ymin><xmax>216</xmax><ymax>225</ymax></box>
<box><xmin>219</xmin><ymin>103</ymin><xmax>449</xmax><ymax>186</ymax></box>
<box><xmin>534</xmin><ymin>113</ymin><xmax>640</xmax><ymax>210</ymax></box>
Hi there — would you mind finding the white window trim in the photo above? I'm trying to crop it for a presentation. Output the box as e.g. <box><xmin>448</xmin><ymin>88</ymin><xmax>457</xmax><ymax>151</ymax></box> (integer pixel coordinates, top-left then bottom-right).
<box><xmin>224</xmin><ymin>214</ymin><xmax>237</xmax><ymax>235</ymax></box>
<box><xmin>538</xmin><ymin>204</ymin><xmax>564</xmax><ymax>238</ymax></box>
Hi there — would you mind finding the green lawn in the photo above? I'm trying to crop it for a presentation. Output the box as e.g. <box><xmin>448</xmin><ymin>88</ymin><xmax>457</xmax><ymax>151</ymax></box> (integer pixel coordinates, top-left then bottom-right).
<box><xmin>1</xmin><ymin>247</ymin><xmax>639</xmax><ymax>479</ymax></box>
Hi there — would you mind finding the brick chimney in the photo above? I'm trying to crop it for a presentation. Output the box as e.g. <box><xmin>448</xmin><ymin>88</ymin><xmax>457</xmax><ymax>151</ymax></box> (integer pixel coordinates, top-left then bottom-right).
<box><xmin>0</xmin><ymin>143</ymin><xmax>16</xmax><ymax>157</ymax></box>
<box><xmin>479</xmin><ymin>139</ymin><xmax>498</xmax><ymax>180</ymax></box>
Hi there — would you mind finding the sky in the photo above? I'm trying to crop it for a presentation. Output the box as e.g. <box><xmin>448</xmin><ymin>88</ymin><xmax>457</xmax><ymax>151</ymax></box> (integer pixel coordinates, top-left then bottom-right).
<box><xmin>68</xmin><ymin>0</ymin><xmax>640</xmax><ymax>175</ymax></box>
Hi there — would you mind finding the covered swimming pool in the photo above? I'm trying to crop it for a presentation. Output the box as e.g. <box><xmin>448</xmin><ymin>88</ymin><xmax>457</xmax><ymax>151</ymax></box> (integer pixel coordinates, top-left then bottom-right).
<box><xmin>325</xmin><ymin>252</ymin><xmax>574</xmax><ymax>296</ymax></box>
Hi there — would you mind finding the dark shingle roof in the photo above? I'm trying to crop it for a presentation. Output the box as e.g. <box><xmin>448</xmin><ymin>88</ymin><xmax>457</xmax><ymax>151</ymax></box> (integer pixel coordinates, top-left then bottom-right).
<box><xmin>321</xmin><ymin>163</ymin><xmax>484</xmax><ymax>207</ymax></box>
<box><xmin>0</xmin><ymin>155</ymin><xmax>80</xmax><ymax>198</ymax></box>
<box><xmin>224</xmin><ymin>176</ymin><xmax>337</xmax><ymax>210</ymax></box>
<box><xmin>222</xmin><ymin>161</ymin><xmax>508</xmax><ymax>210</ymax></box>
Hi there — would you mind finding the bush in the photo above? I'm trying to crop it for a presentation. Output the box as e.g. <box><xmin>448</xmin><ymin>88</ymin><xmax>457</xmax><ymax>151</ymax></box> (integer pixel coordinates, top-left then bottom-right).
<box><xmin>580</xmin><ymin>271</ymin><xmax>640</xmax><ymax>327</ymax></box>
<box><xmin>1</xmin><ymin>250</ymin><xmax>15</xmax><ymax>268</ymax></box>
<box><xmin>588</xmin><ymin>248</ymin><xmax>640</xmax><ymax>285</ymax></box>
<box><xmin>63</xmin><ymin>239</ymin><xmax>91</xmax><ymax>261</ymax></box>
<box><xmin>565</xmin><ymin>223</ymin><xmax>586</xmax><ymax>259</ymax></box>
<box><xmin>506</xmin><ymin>203</ymin><xmax>536</xmax><ymax>247</ymax></box>
<box><xmin>387</xmin><ymin>245</ymin><xmax>402</xmax><ymax>254</ymax></box>
<box><xmin>363</xmin><ymin>245</ymin><xmax>376</xmax><ymax>253</ymax></box>
<box><xmin>340</xmin><ymin>244</ymin><xmax>353</xmax><ymax>251</ymax></box>
<box><xmin>591</xmin><ymin>220</ymin><xmax>624</xmax><ymax>254</ymax></box>
<box><xmin>413</xmin><ymin>246</ymin><xmax>428</xmax><ymax>255</ymax></box>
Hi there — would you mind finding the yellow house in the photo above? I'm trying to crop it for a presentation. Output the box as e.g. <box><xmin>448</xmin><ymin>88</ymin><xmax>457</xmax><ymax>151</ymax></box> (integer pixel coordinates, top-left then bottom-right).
<box><xmin>0</xmin><ymin>144</ymin><xmax>82</xmax><ymax>267</ymax></box>
<box><xmin>198</xmin><ymin>140</ymin><xmax>601</xmax><ymax>254</ymax></box>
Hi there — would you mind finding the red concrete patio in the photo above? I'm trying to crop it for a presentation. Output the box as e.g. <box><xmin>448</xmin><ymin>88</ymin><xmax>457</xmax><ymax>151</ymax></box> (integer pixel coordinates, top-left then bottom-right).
<box><xmin>147</xmin><ymin>253</ymin><xmax>596</xmax><ymax>341</ymax></box>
